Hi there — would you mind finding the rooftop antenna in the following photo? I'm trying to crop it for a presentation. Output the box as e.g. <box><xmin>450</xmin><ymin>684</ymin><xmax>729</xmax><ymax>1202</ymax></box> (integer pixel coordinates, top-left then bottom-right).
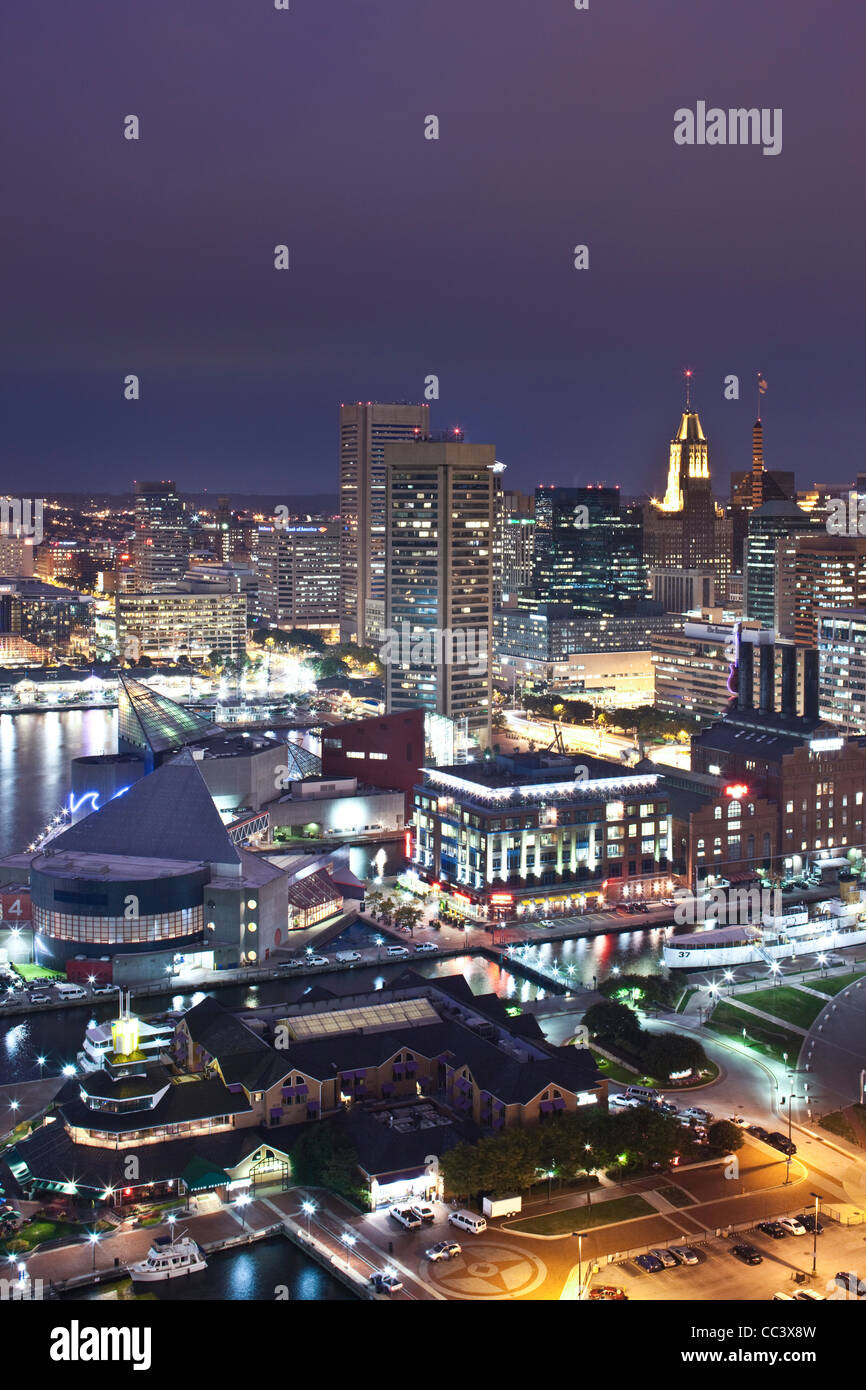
<box><xmin>684</xmin><ymin>368</ymin><xmax>693</xmax><ymax>412</ymax></box>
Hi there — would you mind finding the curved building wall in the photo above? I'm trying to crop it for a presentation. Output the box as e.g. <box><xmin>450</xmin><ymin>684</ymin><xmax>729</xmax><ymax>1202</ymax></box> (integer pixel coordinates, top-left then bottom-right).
<box><xmin>30</xmin><ymin>863</ymin><xmax>210</xmax><ymax>965</ymax></box>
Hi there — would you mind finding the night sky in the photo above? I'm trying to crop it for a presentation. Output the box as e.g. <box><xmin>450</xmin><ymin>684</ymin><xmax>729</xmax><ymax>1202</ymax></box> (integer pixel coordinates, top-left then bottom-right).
<box><xmin>2</xmin><ymin>0</ymin><xmax>863</xmax><ymax>500</ymax></box>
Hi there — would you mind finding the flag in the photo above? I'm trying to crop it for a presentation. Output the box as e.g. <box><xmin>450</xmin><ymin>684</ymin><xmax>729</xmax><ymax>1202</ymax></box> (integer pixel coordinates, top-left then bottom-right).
<box><xmin>758</xmin><ymin>376</ymin><xmax>768</xmax><ymax>394</ymax></box>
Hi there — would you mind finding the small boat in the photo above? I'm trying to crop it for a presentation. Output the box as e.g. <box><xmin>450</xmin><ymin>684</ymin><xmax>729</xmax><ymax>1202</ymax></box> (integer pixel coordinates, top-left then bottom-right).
<box><xmin>128</xmin><ymin>1233</ymin><xmax>207</xmax><ymax>1282</ymax></box>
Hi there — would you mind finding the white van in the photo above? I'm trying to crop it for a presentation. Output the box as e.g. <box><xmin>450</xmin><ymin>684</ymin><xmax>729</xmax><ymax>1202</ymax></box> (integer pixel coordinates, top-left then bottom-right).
<box><xmin>335</xmin><ymin>951</ymin><xmax>362</xmax><ymax>964</ymax></box>
<box><xmin>54</xmin><ymin>983</ymin><xmax>87</xmax><ymax>1000</ymax></box>
<box><xmin>772</xmin><ymin>1291</ymin><xmax>796</xmax><ymax>1301</ymax></box>
<box><xmin>625</xmin><ymin>1086</ymin><xmax>659</xmax><ymax>1103</ymax></box>
<box><xmin>385</xmin><ymin>945</ymin><xmax>409</xmax><ymax>958</ymax></box>
<box><xmin>448</xmin><ymin>1210</ymin><xmax>487</xmax><ymax>1235</ymax></box>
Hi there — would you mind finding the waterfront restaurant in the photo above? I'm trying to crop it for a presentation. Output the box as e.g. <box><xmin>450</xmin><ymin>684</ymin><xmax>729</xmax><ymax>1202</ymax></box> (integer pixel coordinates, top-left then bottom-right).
<box><xmin>410</xmin><ymin>751</ymin><xmax>672</xmax><ymax>917</ymax></box>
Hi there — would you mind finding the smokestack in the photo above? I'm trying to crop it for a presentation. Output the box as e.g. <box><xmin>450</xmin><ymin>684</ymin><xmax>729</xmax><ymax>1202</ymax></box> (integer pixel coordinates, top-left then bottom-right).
<box><xmin>759</xmin><ymin>643</ymin><xmax>775</xmax><ymax>715</ymax></box>
<box><xmin>780</xmin><ymin>644</ymin><xmax>797</xmax><ymax>718</ymax></box>
<box><xmin>738</xmin><ymin>640</ymin><xmax>754</xmax><ymax>711</ymax></box>
<box><xmin>803</xmin><ymin>647</ymin><xmax>820</xmax><ymax>722</ymax></box>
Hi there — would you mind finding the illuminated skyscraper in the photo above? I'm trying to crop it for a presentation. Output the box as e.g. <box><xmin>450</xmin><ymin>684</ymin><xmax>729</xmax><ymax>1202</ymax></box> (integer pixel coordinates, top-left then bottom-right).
<box><xmin>339</xmin><ymin>401</ymin><xmax>429</xmax><ymax>642</ymax></box>
<box><xmin>643</xmin><ymin>403</ymin><xmax>732</xmax><ymax>598</ymax></box>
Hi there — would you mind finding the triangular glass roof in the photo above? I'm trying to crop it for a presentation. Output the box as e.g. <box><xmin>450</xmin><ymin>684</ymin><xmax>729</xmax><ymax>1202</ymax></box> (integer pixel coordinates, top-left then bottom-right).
<box><xmin>118</xmin><ymin>674</ymin><xmax>220</xmax><ymax>754</ymax></box>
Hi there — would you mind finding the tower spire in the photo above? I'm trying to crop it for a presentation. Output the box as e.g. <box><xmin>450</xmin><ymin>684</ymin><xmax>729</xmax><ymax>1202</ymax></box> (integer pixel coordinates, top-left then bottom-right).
<box><xmin>684</xmin><ymin>367</ymin><xmax>693</xmax><ymax>412</ymax></box>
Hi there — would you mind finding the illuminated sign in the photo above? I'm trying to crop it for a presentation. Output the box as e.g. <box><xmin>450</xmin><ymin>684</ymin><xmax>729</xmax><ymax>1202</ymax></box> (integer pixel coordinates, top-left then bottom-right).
<box><xmin>490</xmin><ymin>894</ymin><xmax>514</xmax><ymax>905</ymax></box>
<box><xmin>725</xmin><ymin>784</ymin><xmax>748</xmax><ymax>799</ymax></box>
<box><xmin>809</xmin><ymin>738</ymin><xmax>844</xmax><ymax>753</ymax></box>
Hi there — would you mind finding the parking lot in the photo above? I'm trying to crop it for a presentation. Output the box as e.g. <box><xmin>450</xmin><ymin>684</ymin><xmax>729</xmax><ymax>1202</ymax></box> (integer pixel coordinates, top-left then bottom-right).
<box><xmin>594</xmin><ymin>1215</ymin><xmax>866</xmax><ymax>1301</ymax></box>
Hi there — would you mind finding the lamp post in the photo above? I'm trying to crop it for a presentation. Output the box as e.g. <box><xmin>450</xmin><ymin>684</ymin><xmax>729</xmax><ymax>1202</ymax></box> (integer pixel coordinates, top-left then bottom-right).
<box><xmin>342</xmin><ymin>1232</ymin><xmax>356</xmax><ymax>1268</ymax></box>
<box><xmin>779</xmin><ymin>1092</ymin><xmax>804</xmax><ymax>1184</ymax></box>
<box><xmin>89</xmin><ymin>1232</ymin><xmax>99</xmax><ymax>1272</ymax></box>
<box><xmin>809</xmin><ymin>1192</ymin><xmax>822</xmax><ymax>1277</ymax></box>
<box><xmin>584</xmin><ymin>1147</ymin><xmax>592</xmax><ymax>1215</ymax></box>
<box><xmin>572</xmin><ymin>1231</ymin><xmax>584</xmax><ymax>1298</ymax></box>
<box><xmin>302</xmin><ymin>1200</ymin><xmax>316</xmax><ymax>1240</ymax></box>
<box><xmin>546</xmin><ymin>1168</ymin><xmax>556</xmax><ymax>1203</ymax></box>
<box><xmin>236</xmin><ymin>1195</ymin><xmax>250</xmax><ymax>1229</ymax></box>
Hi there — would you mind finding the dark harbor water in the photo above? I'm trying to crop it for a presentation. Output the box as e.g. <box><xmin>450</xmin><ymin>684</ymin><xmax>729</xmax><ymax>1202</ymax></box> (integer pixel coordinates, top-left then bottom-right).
<box><xmin>65</xmin><ymin>1237</ymin><xmax>356</xmax><ymax>1303</ymax></box>
<box><xmin>0</xmin><ymin>708</ymin><xmax>117</xmax><ymax>857</ymax></box>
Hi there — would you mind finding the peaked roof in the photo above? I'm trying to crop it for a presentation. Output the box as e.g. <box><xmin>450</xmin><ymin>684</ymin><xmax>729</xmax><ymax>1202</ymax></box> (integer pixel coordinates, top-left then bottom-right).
<box><xmin>118</xmin><ymin>673</ymin><xmax>220</xmax><ymax>754</ymax></box>
<box><xmin>46</xmin><ymin>753</ymin><xmax>241</xmax><ymax>865</ymax></box>
<box><xmin>675</xmin><ymin>410</ymin><xmax>706</xmax><ymax>443</ymax></box>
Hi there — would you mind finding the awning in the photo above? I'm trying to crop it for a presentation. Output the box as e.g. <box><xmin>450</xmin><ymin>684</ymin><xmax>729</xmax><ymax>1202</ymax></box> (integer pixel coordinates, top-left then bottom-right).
<box><xmin>181</xmin><ymin>1155</ymin><xmax>231</xmax><ymax>1192</ymax></box>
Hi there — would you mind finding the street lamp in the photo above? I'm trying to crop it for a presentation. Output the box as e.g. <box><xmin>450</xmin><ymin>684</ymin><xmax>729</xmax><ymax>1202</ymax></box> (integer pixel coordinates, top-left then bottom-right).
<box><xmin>88</xmin><ymin>1232</ymin><xmax>99</xmax><ymax>1271</ymax></box>
<box><xmin>302</xmin><ymin>1200</ymin><xmax>316</xmax><ymax>1239</ymax></box>
<box><xmin>236</xmin><ymin>1194</ymin><xmax>250</xmax><ymax>1228</ymax></box>
<box><xmin>779</xmin><ymin>1092</ymin><xmax>804</xmax><ymax>1184</ymax></box>
<box><xmin>546</xmin><ymin>1168</ymin><xmax>556</xmax><ymax>1202</ymax></box>
<box><xmin>809</xmin><ymin>1192</ymin><xmax>822</xmax><ymax>1277</ymax></box>
<box><xmin>572</xmin><ymin>1231</ymin><xmax>584</xmax><ymax>1297</ymax></box>
<box><xmin>341</xmin><ymin>1232</ymin><xmax>356</xmax><ymax>1267</ymax></box>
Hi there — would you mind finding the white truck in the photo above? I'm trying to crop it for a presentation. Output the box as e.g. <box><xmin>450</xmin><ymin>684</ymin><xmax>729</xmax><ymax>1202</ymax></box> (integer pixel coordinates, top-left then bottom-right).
<box><xmin>482</xmin><ymin>1195</ymin><xmax>522</xmax><ymax>1219</ymax></box>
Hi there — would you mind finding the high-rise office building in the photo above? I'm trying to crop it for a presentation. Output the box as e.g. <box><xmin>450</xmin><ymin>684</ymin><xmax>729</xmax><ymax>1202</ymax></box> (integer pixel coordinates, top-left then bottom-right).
<box><xmin>256</xmin><ymin>522</ymin><xmax>341</xmax><ymax>635</ymax></box>
<box><xmin>729</xmin><ymin>417</ymin><xmax>795</xmax><ymax>573</ymax></box>
<box><xmin>744</xmin><ymin>499</ymin><xmax>818</xmax><ymax>630</ymax></box>
<box><xmin>533</xmin><ymin>486</ymin><xmax>644</xmax><ymax>609</ymax></box>
<box><xmin>643</xmin><ymin>406</ymin><xmax>733</xmax><ymax>598</ymax></box>
<box><xmin>498</xmin><ymin>492</ymin><xmax>536</xmax><ymax>605</ymax></box>
<box><xmin>384</xmin><ymin>438</ymin><xmax>494</xmax><ymax>743</ymax></box>
<box><xmin>793</xmin><ymin>534</ymin><xmax>866</xmax><ymax>647</ymax></box>
<box><xmin>339</xmin><ymin>402</ymin><xmax>429</xmax><ymax>642</ymax></box>
<box><xmin>817</xmin><ymin>607</ymin><xmax>866</xmax><ymax>733</ymax></box>
<box><xmin>133</xmin><ymin>480</ymin><xmax>189</xmax><ymax>593</ymax></box>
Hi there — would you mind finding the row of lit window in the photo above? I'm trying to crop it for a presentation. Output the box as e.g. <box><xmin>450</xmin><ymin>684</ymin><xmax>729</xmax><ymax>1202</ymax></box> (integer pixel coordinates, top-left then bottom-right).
<box><xmin>35</xmin><ymin>905</ymin><xmax>203</xmax><ymax>943</ymax></box>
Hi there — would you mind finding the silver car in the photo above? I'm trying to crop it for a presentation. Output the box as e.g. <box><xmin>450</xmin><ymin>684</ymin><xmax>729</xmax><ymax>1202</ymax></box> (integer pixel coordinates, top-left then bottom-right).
<box><xmin>648</xmin><ymin>1248</ymin><xmax>679</xmax><ymax>1269</ymax></box>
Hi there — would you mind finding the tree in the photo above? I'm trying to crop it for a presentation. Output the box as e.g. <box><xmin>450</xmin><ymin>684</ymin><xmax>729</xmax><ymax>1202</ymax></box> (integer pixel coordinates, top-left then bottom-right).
<box><xmin>583</xmin><ymin>1000</ymin><xmax>642</xmax><ymax>1047</ymax></box>
<box><xmin>290</xmin><ymin>1122</ymin><xmax>365</xmax><ymax>1205</ymax></box>
<box><xmin>598</xmin><ymin>973</ymin><xmax>677</xmax><ymax>1012</ymax></box>
<box><xmin>707</xmin><ymin>1120</ymin><xmax>744</xmax><ymax>1153</ymax></box>
<box><xmin>642</xmin><ymin>1032</ymin><xmax>707</xmax><ymax>1082</ymax></box>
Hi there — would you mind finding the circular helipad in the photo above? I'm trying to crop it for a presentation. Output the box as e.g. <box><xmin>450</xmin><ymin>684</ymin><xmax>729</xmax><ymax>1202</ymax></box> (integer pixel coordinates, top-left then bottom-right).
<box><xmin>425</xmin><ymin>1242</ymin><xmax>548</xmax><ymax>1300</ymax></box>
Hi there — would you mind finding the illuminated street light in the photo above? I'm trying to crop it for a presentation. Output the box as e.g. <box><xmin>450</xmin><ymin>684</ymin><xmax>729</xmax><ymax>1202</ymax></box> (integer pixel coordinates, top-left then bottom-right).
<box><xmin>341</xmin><ymin>1232</ymin><xmax>356</xmax><ymax>1266</ymax></box>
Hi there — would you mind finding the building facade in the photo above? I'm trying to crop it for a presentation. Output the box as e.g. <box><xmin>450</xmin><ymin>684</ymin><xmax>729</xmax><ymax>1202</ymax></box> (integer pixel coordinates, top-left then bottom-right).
<box><xmin>339</xmin><ymin>402</ymin><xmax>430</xmax><ymax>643</ymax></box>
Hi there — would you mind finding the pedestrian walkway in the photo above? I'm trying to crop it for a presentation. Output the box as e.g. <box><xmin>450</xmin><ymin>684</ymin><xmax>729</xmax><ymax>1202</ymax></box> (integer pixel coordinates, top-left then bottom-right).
<box><xmin>714</xmin><ymin>996</ymin><xmax>808</xmax><ymax>1036</ymax></box>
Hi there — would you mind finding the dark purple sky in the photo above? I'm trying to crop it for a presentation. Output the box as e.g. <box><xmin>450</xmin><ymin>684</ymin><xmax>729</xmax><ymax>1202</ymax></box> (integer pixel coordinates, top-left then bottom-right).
<box><xmin>2</xmin><ymin>0</ymin><xmax>863</xmax><ymax>499</ymax></box>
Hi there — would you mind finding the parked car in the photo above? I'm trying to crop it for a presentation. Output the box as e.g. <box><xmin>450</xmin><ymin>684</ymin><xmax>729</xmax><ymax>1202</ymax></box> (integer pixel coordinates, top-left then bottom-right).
<box><xmin>634</xmin><ymin>1253</ymin><xmax>665</xmax><ymax>1273</ymax></box>
<box><xmin>385</xmin><ymin>945</ymin><xmax>410</xmax><ymax>958</ymax></box>
<box><xmin>681</xmin><ymin>1106</ymin><xmax>713</xmax><ymax>1124</ymax></box>
<box><xmin>389</xmin><ymin>1206</ymin><xmax>422</xmax><ymax>1230</ymax></box>
<box><xmin>448</xmin><ymin>1210</ymin><xmax>487</xmax><ymax>1235</ymax></box>
<box><xmin>799</xmin><ymin>1213</ymin><xmax>824</xmax><ymax>1234</ymax></box>
<box><xmin>778</xmin><ymin>1217</ymin><xmax>807</xmax><ymax>1236</ymax></box>
<box><xmin>308</xmin><ymin>956</ymin><xmax>330</xmax><ymax>967</ymax></box>
<box><xmin>794</xmin><ymin>1289</ymin><xmax>825</xmax><ymax>1300</ymax></box>
<box><xmin>589</xmin><ymin>1285</ymin><xmax>627</xmax><ymax>1300</ymax></box>
<box><xmin>757</xmin><ymin>1221</ymin><xmax>787</xmax><ymax>1240</ymax></box>
<box><xmin>335</xmin><ymin>951</ymin><xmax>362</xmax><ymax>964</ymax></box>
<box><xmin>409</xmin><ymin>1204</ymin><xmax>436</xmax><ymax>1225</ymax></box>
<box><xmin>369</xmin><ymin>1272</ymin><xmax>403</xmax><ymax>1295</ymax></box>
<box><xmin>610</xmin><ymin>1094</ymin><xmax>641</xmax><ymax>1109</ymax></box>
<box><xmin>426</xmin><ymin>1241</ymin><xmax>461</xmax><ymax>1262</ymax></box>
<box><xmin>275</xmin><ymin>960</ymin><xmax>304</xmax><ymax>972</ymax></box>
<box><xmin>648</xmin><ymin>1248</ymin><xmax>679</xmax><ymax>1269</ymax></box>
<box><xmin>731</xmin><ymin>1243</ymin><xmax>763</xmax><ymax>1265</ymax></box>
<box><xmin>669</xmin><ymin>1245</ymin><xmax>700</xmax><ymax>1265</ymax></box>
<box><xmin>766</xmin><ymin>1132</ymin><xmax>797</xmax><ymax>1157</ymax></box>
<box><xmin>29</xmin><ymin>993</ymin><xmax>51</xmax><ymax>1005</ymax></box>
<box><xmin>414</xmin><ymin>942</ymin><xmax>438</xmax><ymax>953</ymax></box>
<box><xmin>746</xmin><ymin>1124</ymin><xmax>769</xmax><ymax>1141</ymax></box>
<box><xmin>91</xmin><ymin>983</ymin><xmax>116</xmax><ymax>995</ymax></box>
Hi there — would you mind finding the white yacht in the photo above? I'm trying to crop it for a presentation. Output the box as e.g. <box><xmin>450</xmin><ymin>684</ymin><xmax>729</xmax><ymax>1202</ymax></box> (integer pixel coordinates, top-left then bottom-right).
<box><xmin>128</xmin><ymin>1233</ymin><xmax>207</xmax><ymax>1282</ymax></box>
<box><xmin>663</xmin><ymin>896</ymin><xmax>866</xmax><ymax>969</ymax></box>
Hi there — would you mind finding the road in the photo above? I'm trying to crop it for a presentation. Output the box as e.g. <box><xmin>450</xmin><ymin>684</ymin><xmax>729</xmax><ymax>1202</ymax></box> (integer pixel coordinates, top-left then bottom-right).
<box><xmin>502</xmin><ymin>713</ymin><xmax>691</xmax><ymax>770</ymax></box>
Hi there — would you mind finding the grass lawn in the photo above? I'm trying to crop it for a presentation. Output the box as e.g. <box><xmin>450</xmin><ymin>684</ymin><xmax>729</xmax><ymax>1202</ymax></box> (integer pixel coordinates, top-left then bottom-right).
<box><xmin>14</xmin><ymin>964</ymin><xmax>63</xmax><ymax>982</ymax></box>
<box><xmin>676</xmin><ymin>987</ymin><xmax>697</xmax><ymax>1014</ymax></box>
<box><xmin>734</xmin><ymin>985</ymin><xmax>825</xmax><ymax>1030</ymax></box>
<box><xmin>509</xmin><ymin>1193</ymin><xmax>654</xmax><ymax>1236</ymax></box>
<box><xmin>819</xmin><ymin>1110</ymin><xmax>858</xmax><ymax>1144</ymax></box>
<box><xmin>656</xmin><ymin>1185</ymin><xmax>695</xmax><ymax>1208</ymax></box>
<box><xmin>705</xmin><ymin>1000</ymin><xmax>803</xmax><ymax>1065</ymax></box>
<box><xmin>809</xmin><ymin>971</ymin><xmax>866</xmax><ymax>997</ymax></box>
<box><xmin>0</xmin><ymin>1218</ymin><xmax>83</xmax><ymax>1255</ymax></box>
<box><xmin>589</xmin><ymin>1051</ymin><xmax>639</xmax><ymax>1084</ymax></box>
